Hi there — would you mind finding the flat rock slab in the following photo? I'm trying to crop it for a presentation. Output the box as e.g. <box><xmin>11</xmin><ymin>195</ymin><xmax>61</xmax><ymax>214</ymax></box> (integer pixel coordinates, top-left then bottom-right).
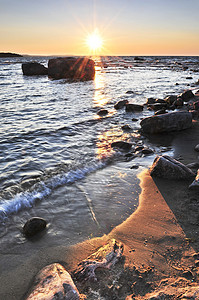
<box><xmin>26</xmin><ymin>263</ymin><xmax>80</xmax><ymax>300</ymax></box>
<box><xmin>140</xmin><ymin>111</ymin><xmax>192</xmax><ymax>134</ymax></box>
<box><xmin>150</xmin><ymin>155</ymin><xmax>195</xmax><ymax>179</ymax></box>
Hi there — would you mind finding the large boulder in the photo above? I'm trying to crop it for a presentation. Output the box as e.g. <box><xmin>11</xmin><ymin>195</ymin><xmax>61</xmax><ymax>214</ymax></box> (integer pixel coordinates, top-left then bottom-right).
<box><xmin>26</xmin><ymin>263</ymin><xmax>80</xmax><ymax>300</ymax></box>
<box><xmin>150</xmin><ymin>155</ymin><xmax>195</xmax><ymax>179</ymax></box>
<box><xmin>22</xmin><ymin>62</ymin><xmax>48</xmax><ymax>75</ymax></box>
<box><xmin>23</xmin><ymin>217</ymin><xmax>47</xmax><ymax>237</ymax></box>
<box><xmin>48</xmin><ymin>57</ymin><xmax>95</xmax><ymax>81</ymax></box>
<box><xmin>140</xmin><ymin>111</ymin><xmax>192</xmax><ymax>134</ymax></box>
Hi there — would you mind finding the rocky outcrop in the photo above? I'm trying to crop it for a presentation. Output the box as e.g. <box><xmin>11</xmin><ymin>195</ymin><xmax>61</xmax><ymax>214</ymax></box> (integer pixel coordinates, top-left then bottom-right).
<box><xmin>48</xmin><ymin>57</ymin><xmax>95</xmax><ymax>81</ymax></box>
<box><xmin>22</xmin><ymin>62</ymin><xmax>48</xmax><ymax>76</ymax></box>
<box><xmin>150</xmin><ymin>155</ymin><xmax>195</xmax><ymax>179</ymax></box>
<box><xmin>140</xmin><ymin>111</ymin><xmax>192</xmax><ymax>134</ymax></box>
<box><xmin>26</xmin><ymin>263</ymin><xmax>80</xmax><ymax>300</ymax></box>
<box><xmin>23</xmin><ymin>217</ymin><xmax>47</xmax><ymax>237</ymax></box>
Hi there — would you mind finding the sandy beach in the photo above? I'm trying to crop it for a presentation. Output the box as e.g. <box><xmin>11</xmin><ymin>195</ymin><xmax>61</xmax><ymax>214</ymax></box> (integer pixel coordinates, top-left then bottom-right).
<box><xmin>1</xmin><ymin>99</ymin><xmax>199</xmax><ymax>299</ymax></box>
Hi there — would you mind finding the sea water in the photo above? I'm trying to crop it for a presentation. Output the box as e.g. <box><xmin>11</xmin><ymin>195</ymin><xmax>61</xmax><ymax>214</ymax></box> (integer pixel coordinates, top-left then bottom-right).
<box><xmin>0</xmin><ymin>55</ymin><xmax>199</xmax><ymax>254</ymax></box>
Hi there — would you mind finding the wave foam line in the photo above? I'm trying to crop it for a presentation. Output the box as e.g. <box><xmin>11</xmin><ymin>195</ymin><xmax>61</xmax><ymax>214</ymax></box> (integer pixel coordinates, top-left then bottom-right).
<box><xmin>0</xmin><ymin>161</ymin><xmax>106</xmax><ymax>219</ymax></box>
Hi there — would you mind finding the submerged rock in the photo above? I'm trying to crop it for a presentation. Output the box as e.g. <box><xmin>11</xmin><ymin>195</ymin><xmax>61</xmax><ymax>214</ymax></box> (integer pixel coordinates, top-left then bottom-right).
<box><xmin>114</xmin><ymin>99</ymin><xmax>129</xmax><ymax>109</ymax></box>
<box><xmin>26</xmin><ymin>263</ymin><xmax>80</xmax><ymax>300</ymax></box>
<box><xmin>22</xmin><ymin>62</ymin><xmax>48</xmax><ymax>76</ymax></box>
<box><xmin>150</xmin><ymin>155</ymin><xmax>195</xmax><ymax>179</ymax></box>
<box><xmin>111</xmin><ymin>141</ymin><xmax>132</xmax><ymax>150</ymax></box>
<box><xmin>48</xmin><ymin>57</ymin><xmax>95</xmax><ymax>81</ymax></box>
<box><xmin>97</xmin><ymin>109</ymin><xmax>108</xmax><ymax>116</ymax></box>
<box><xmin>179</xmin><ymin>90</ymin><xmax>195</xmax><ymax>101</ymax></box>
<box><xmin>125</xmin><ymin>103</ymin><xmax>143</xmax><ymax>112</ymax></box>
<box><xmin>23</xmin><ymin>217</ymin><xmax>47</xmax><ymax>237</ymax></box>
<box><xmin>140</xmin><ymin>111</ymin><xmax>192</xmax><ymax>134</ymax></box>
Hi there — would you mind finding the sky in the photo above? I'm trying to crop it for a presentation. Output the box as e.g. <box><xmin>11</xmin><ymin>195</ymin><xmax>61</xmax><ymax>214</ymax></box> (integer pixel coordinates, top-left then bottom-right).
<box><xmin>0</xmin><ymin>0</ymin><xmax>199</xmax><ymax>56</ymax></box>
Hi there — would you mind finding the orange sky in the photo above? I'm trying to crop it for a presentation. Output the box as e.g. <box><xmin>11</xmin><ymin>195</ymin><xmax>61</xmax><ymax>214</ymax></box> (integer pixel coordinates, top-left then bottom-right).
<box><xmin>0</xmin><ymin>0</ymin><xmax>199</xmax><ymax>56</ymax></box>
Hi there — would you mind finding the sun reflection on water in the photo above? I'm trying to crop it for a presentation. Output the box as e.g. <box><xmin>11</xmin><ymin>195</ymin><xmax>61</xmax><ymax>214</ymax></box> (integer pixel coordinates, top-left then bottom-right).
<box><xmin>96</xmin><ymin>127</ymin><xmax>131</xmax><ymax>160</ymax></box>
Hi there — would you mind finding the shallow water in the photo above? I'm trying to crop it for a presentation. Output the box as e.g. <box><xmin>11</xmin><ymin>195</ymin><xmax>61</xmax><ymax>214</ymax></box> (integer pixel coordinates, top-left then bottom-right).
<box><xmin>0</xmin><ymin>55</ymin><xmax>199</xmax><ymax>252</ymax></box>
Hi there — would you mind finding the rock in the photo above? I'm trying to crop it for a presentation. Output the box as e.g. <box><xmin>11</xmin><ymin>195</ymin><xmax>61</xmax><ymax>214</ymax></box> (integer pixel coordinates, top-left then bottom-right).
<box><xmin>114</xmin><ymin>99</ymin><xmax>129</xmax><ymax>109</ymax></box>
<box><xmin>173</xmin><ymin>97</ymin><xmax>184</xmax><ymax>107</ymax></box>
<box><xmin>121</xmin><ymin>124</ymin><xmax>131</xmax><ymax>130</ymax></box>
<box><xmin>132</xmin><ymin>118</ymin><xmax>139</xmax><ymax>122</ymax></box>
<box><xmin>26</xmin><ymin>263</ymin><xmax>80</xmax><ymax>300</ymax></box>
<box><xmin>125</xmin><ymin>103</ymin><xmax>143</xmax><ymax>112</ymax></box>
<box><xmin>186</xmin><ymin>162</ymin><xmax>199</xmax><ymax>174</ymax></box>
<box><xmin>48</xmin><ymin>57</ymin><xmax>95</xmax><ymax>81</ymax></box>
<box><xmin>154</xmin><ymin>109</ymin><xmax>167</xmax><ymax>115</ymax></box>
<box><xmin>186</xmin><ymin>76</ymin><xmax>193</xmax><ymax>80</ymax></box>
<box><xmin>111</xmin><ymin>141</ymin><xmax>132</xmax><ymax>151</ymax></box>
<box><xmin>155</xmin><ymin>98</ymin><xmax>166</xmax><ymax>104</ymax></box>
<box><xmin>182</xmin><ymin>270</ymin><xmax>193</xmax><ymax>280</ymax></box>
<box><xmin>126</xmin><ymin>90</ymin><xmax>134</xmax><ymax>94</ymax></box>
<box><xmin>142</xmin><ymin>148</ymin><xmax>154</xmax><ymax>155</ymax></box>
<box><xmin>134</xmin><ymin>56</ymin><xmax>145</xmax><ymax>61</ymax></box>
<box><xmin>146</xmin><ymin>98</ymin><xmax>156</xmax><ymax>105</ymax></box>
<box><xmin>164</xmin><ymin>95</ymin><xmax>177</xmax><ymax>106</ymax></box>
<box><xmin>150</xmin><ymin>155</ymin><xmax>195</xmax><ymax>179</ymax></box>
<box><xmin>140</xmin><ymin>111</ymin><xmax>192</xmax><ymax>134</ymax></box>
<box><xmin>23</xmin><ymin>217</ymin><xmax>47</xmax><ymax>237</ymax></box>
<box><xmin>189</xmin><ymin>169</ymin><xmax>199</xmax><ymax>190</ymax></box>
<box><xmin>194</xmin><ymin>144</ymin><xmax>199</xmax><ymax>152</ymax></box>
<box><xmin>193</xmin><ymin>101</ymin><xmax>199</xmax><ymax>110</ymax></box>
<box><xmin>73</xmin><ymin>239</ymin><xmax>123</xmax><ymax>282</ymax></box>
<box><xmin>22</xmin><ymin>62</ymin><xmax>48</xmax><ymax>76</ymax></box>
<box><xmin>148</xmin><ymin>103</ymin><xmax>167</xmax><ymax>111</ymax></box>
<box><xmin>190</xmin><ymin>110</ymin><xmax>199</xmax><ymax>119</ymax></box>
<box><xmin>179</xmin><ymin>90</ymin><xmax>195</xmax><ymax>101</ymax></box>
<box><xmin>0</xmin><ymin>52</ymin><xmax>23</xmax><ymax>57</ymax></box>
<box><xmin>97</xmin><ymin>109</ymin><xmax>108</xmax><ymax>116</ymax></box>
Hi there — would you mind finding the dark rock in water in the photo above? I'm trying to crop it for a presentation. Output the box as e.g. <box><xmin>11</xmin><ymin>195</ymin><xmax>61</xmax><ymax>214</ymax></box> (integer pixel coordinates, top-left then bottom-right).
<box><xmin>23</xmin><ymin>217</ymin><xmax>47</xmax><ymax>237</ymax></box>
<box><xmin>111</xmin><ymin>141</ymin><xmax>132</xmax><ymax>150</ymax></box>
<box><xmin>150</xmin><ymin>155</ymin><xmax>195</xmax><ymax>179</ymax></box>
<box><xmin>194</xmin><ymin>144</ymin><xmax>199</xmax><ymax>152</ymax></box>
<box><xmin>97</xmin><ymin>109</ymin><xmax>108</xmax><ymax>116</ymax></box>
<box><xmin>148</xmin><ymin>103</ymin><xmax>167</xmax><ymax>111</ymax></box>
<box><xmin>173</xmin><ymin>97</ymin><xmax>184</xmax><ymax>107</ymax></box>
<box><xmin>179</xmin><ymin>90</ymin><xmax>195</xmax><ymax>101</ymax></box>
<box><xmin>125</xmin><ymin>103</ymin><xmax>143</xmax><ymax>112</ymax></box>
<box><xmin>126</xmin><ymin>90</ymin><xmax>134</xmax><ymax>94</ymax></box>
<box><xmin>140</xmin><ymin>111</ymin><xmax>192</xmax><ymax>134</ymax></box>
<box><xmin>0</xmin><ymin>52</ymin><xmax>23</xmax><ymax>57</ymax></box>
<box><xmin>26</xmin><ymin>263</ymin><xmax>80</xmax><ymax>300</ymax></box>
<box><xmin>142</xmin><ymin>147</ymin><xmax>154</xmax><ymax>155</ymax></box>
<box><xmin>183</xmin><ymin>66</ymin><xmax>188</xmax><ymax>71</ymax></box>
<box><xmin>135</xmin><ymin>145</ymin><xmax>144</xmax><ymax>152</ymax></box>
<box><xmin>134</xmin><ymin>56</ymin><xmax>145</xmax><ymax>61</ymax></box>
<box><xmin>155</xmin><ymin>109</ymin><xmax>167</xmax><ymax>115</ymax></box>
<box><xmin>186</xmin><ymin>76</ymin><xmax>193</xmax><ymax>80</ymax></box>
<box><xmin>132</xmin><ymin>118</ymin><xmax>139</xmax><ymax>122</ymax></box>
<box><xmin>22</xmin><ymin>62</ymin><xmax>48</xmax><ymax>76</ymax></box>
<box><xmin>164</xmin><ymin>95</ymin><xmax>177</xmax><ymax>106</ymax></box>
<box><xmin>193</xmin><ymin>101</ymin><xmax>199</xmax><ymax>110</ymax></box>
<box><xmin>146</xmin><ymin>97</ymin><xmax>156</xmax><ymax>105</ymax></box>
<box><xmin>48</xmin><ymin>57</ymin><xmax>95</xmax><ymax>81</ymax></box>
<box><xmin>130</xmin><ymin>165</ymin><xmax>139</xmax><ymax>169</ymax></box>
<box><xmin>121</xmin><ymin>124</ymin><xmax>131</xmax><ymax>130</ymax></box>
<box><xmin>155</xmin><ymin>98</ymin><xmax>166</xmax><ymax>104</ymax></box>
<box><xmin>114</xmin><ymin>99</ymin><xmax>129</xmax><ymax>109</ymax></box>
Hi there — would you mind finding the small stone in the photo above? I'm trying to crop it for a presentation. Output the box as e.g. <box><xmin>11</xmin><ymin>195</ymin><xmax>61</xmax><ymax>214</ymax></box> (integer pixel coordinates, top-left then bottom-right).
<box><xmin>121</xmin><ymin>124</ymin><xmax>131</xmax><ymax>130</ymax></box>
<box><xmin>111</xmin><ymin>141</ymin><xmax>132</xmax><ymax>151</ymax></box>
<box><xmin>126</xmin><ymin>90</ymin><xmax>134</xmax><ymax>94</ymax></box>
<box><xmin>114</xmin><ymin>99</ymin><xmax>129</xmax><ymax>109</ymax></box>
<box><xmin>142</xmin><ymin>148</ymin><xmax>154</xmax><ymax>155</ymax></box>
<box><xmin>155</xmin><ymin>109</ymin><xmax>167</xmax><ymax>115</ymax></box>
<box><xmin>132</xmin><ymin>118</ymin><xmax>139</xmax><ymax>122</ymax></box>
<box><xmin>186</xmin><ymin>76</ymin><xmax>193</xmax><ymax>80</ymax></box>
<box><xmin>194</xmin><ymin>144</ymin><xmax>199</xmax><ymax>152</ymax></box>
<box><xmin>125</xmin><ymin>103</ymin><xmax>143</xmax><ymax>112</ymax></box>
<box><xmin>97</xmin><ymin>109</ymin><xmax>108</xmax><ymax>116</ymax></box>
<box><xmin>146</xmin><ymin>98</ymin><xmax>156</xmax><ymax>105</ymax></box>
<box><xmin>130</xmin><ymin>165</ymin><xmax>139</xmax><ymax>169</ymax></box>
<box><xmin>23</xmin><ymin>217</ymin><xmax>47</xmax><ymax>237</ymax></box>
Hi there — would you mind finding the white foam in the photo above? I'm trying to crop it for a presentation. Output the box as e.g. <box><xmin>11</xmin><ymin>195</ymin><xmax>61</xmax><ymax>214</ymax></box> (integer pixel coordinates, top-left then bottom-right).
<box><xmin>0</xmin><ymin>161</ymin><xmax>106</xmax><ymax>219</ymax></box>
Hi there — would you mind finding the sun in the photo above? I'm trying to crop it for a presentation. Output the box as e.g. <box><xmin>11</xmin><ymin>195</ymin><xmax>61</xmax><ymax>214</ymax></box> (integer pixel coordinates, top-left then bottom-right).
<box><xmin>86</xmin><ymin>29</ymin><xmax>103</xmax><ymax>53</ymax></box>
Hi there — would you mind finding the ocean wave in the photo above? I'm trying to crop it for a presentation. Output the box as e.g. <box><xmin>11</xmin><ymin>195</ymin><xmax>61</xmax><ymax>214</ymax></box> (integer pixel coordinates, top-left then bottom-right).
<box><xmin>0</xmin><ymin>160</ymin><xmax>106</xmax><ymax>219</ymax></box>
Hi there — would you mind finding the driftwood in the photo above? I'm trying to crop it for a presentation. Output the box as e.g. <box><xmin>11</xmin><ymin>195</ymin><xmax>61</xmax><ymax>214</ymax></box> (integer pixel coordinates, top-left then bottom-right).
<box><xmin>73</xmin><ymin>239</ymin><xmax>124</xmax><ymax>282</ymax></box>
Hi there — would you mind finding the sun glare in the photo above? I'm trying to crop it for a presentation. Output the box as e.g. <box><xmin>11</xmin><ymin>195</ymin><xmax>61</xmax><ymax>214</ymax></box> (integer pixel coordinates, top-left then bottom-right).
<box><xmin>86</xmin><ymin>29</ymin><xmax>103</xmax><ymax>53</ymax></box>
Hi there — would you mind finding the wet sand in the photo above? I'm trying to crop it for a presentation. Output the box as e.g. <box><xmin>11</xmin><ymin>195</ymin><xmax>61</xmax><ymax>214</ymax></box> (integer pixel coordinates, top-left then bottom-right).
<box><xmin>1</xmin><ymin>111</ymin><xmax>199</xmax><ymax>299</ymax></box>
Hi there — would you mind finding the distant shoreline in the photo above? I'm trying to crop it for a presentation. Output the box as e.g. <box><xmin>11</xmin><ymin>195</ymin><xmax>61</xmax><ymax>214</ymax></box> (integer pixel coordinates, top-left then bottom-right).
<box><xmin>0</xmin><ymin>52</ymin><xmax>23</xmax><ymax>58</ymax></box>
